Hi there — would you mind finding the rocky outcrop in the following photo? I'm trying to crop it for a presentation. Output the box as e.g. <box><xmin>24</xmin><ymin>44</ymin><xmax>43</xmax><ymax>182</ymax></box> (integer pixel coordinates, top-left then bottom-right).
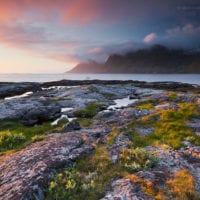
<box><xmin>101</xmin><ymin>178</ymin><xmax>153</xmax><ymax>200</ymax></box>
<box><xmin>63</xmin><ymin>120</ymin><xmax>81</xmax><ymax>132</ymax></box>
<box><xmin>0</xmin><ymin>82</ymin><xmax>41</xmax><ymax>99</ymax></box>
<box><xmin>0</xmin><ymin>98</ymin><xmax>61</xmax><ymax>126</ymax></box>
<box><xmin>0</xmin><ymin>128</ymin><xmax>107</xmax><ymax>200</ymax></box>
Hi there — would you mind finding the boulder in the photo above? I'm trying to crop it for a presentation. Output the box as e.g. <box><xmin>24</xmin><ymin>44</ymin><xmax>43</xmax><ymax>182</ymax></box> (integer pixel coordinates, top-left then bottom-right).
<box><xmin>63</xmin><ymin>120</ymin><xmax>81</xmax><ymax>132</ymax></box>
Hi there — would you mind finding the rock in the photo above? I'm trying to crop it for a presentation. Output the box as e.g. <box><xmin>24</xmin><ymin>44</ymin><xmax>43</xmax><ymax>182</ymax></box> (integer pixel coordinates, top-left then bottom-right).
<box><xmin>108</xmin><ymin>134</ymin><xmax>131</xmax><ymax>163</ymax></box>
<box><xmin>187</xmin><ymin>119</ymin><xmax>200</xmax><ymax>132</ymax></box>
<box><xmin>146</xmin><ymin>146</ymin><xmax>200</xmax><ymax>193</ymax></box>
<box><xmin>0</xmin><ymin>98</ymin><xmax>61</xmax><ymax>126</ymax></box>
<box><xmin>129</xmin><ymin>93</ymin><xmax>140</xmax><ymax>100</ymax></box>
<box><xmin>155</xmin><ymin>103</ymin><xmax>171</xmax><ymax>110</ymax></box>
<box><xmin>135</xmin><ymin>127</ymin><xmax>154</xmax><ymax>136</ymax></box>
<box><xmin>101</xmin><ymin>178</ymin><xmax>153</xmax><ymax>200</ymax></box>
<box><xmin>22</xmin><ymin>105</ymin><xmax>61</xmax><ymax>126</ymax></box>
<box><xmin>0</xmin><ymin>130</ymin><xmax>102</xmax><ymax>200</ymax></box>
<box><xmin>63</xmin><ymin>120</ymin><xmax>81</xmax><ymax>132</ymax></box>
<box><xmin>0</xmin><ymin>82</ymin><xmax>41</xmax><ymax>99</ymax></box>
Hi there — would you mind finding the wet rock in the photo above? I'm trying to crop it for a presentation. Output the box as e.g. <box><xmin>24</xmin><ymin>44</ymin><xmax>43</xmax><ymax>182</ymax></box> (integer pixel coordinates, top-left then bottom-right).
<box><xmin>63</xmin><ymin>120</ymin><xmax>81</xmax><ymax>132</ymax></box>
<box><xmin>22</xmin><ymin>105</ymin><xmax>61</xmax><ymax>126</ymax></box>
<box><xmin>0</xmin><ymin>82</ymin><xmax>41</xmax><ymax>99</ymax></box>
<box><xmin>129</xmin><ymin>93</ymin><xmax>140</xmax><ymax>100</ymax></box>
<box><xmin>0</xmin><ymin>98</ymin><xmax>61</xmax><ymax>126</ymax></box>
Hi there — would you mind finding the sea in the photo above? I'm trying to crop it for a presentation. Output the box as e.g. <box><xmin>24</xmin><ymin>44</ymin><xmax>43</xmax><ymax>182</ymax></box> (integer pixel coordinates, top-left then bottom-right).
<box><xmin>0</xmin><ymin>73</ymin><xmax>199</xmax><ymax>85</ymax></box>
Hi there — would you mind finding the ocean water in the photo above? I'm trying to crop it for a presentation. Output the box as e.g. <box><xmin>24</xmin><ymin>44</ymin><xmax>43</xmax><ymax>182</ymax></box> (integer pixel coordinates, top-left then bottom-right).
<box><xmin>0</xmin><ymin>73</ymin><xmax>199</xmax><ymax>85</ymax></box>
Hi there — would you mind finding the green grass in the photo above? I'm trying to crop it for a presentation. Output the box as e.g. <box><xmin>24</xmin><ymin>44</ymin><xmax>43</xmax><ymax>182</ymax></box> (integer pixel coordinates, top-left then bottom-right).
<box><xmin>74</xmin><ymin>103</ymin><xmax>105</xmax><ymax>118</ymax></box>
<box><xmin>76</xmin><ymin>118</ymin><xmax>93</xmax><ymax>128</ymax></box>
<box><xmin>45</xmin><ymin>127</ymin><xmax>158</xmax><ymax>200</ymax></box>
<box><xmin>135</xmin><ymin>100</ymin><xmax>155</xmax><ymax>110</ymax></box>
<box><xmin>0</xmin><ymin>119</ymin><xmax>67</xmax><ymax>153</ymax></box>
<box><xmin>127</xmin><ymin>102</ymin><xmax>200</xmax><ymax>149</ymax></box>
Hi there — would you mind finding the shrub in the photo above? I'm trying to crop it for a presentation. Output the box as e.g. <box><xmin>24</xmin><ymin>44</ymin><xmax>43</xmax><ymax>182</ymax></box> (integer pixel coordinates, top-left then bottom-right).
<box><xmin>0</xmin><ymin>131</ymin><xmax>26</xmax><ymax>150</ymax></box>
<box><xmin>47</xmin><ymin>168</ymin><xmax>97</xmax><ymax>200</ymax></box>
<box><xmin>119</xmin><ymin>147</ymin><xmax>158</xmax><ymax>172</ymax></box>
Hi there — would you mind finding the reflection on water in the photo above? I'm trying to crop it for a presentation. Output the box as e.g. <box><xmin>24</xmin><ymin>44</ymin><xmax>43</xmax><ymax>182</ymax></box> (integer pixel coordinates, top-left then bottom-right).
<box><xmin>107</xmin><ymin>97</ymin><xmax>138</xmax><ymax>110</ymax></box>
<box><xmin>4</xmin><ymin>91</ymin><xmax>33</xmax><ymax>100</ymax></box>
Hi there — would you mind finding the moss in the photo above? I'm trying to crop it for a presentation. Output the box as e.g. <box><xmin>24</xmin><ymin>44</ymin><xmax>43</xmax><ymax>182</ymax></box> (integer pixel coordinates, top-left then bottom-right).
<box><xmin>74</xmin><ymin>103</ymin><xmax>105</xmax><ymax>118</ymax></box>
<box><xmin>76</xmin><ymin>118</ymin><xmax>93</xmax><ymax>128</ymax></box>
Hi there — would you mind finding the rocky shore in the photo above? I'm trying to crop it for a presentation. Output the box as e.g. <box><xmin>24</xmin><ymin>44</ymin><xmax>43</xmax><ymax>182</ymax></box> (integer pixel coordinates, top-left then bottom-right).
<box><xmin>0</xmin><ymin>80</ymin><xmax>199</xmax><ymax>200</ymax></box>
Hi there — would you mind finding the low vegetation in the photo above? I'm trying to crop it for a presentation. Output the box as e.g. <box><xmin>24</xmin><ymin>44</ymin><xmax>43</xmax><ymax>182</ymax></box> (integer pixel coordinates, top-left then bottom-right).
<box><xmin>128</xmin><ymin>101</ymin><xmax>200</xmax><ymax>149</ymax></box>
<box><xmin>167</xmin><ymin>169</ymin><xmax>199</xmax><ymax>200</ymax></box>
<box><xmin>45</xmin><ymin>127</ymin><xmax>158</xmax><ymax>199</ymax></box>
<box><xmin>0</xmin><ymin>119</ymin><xmax>67</xmax><ymax>153</ymax></box>
<box><xmin>74</xmin><ymin>103</ymin><xmax>105</xmax><ymax>118</ymax></box>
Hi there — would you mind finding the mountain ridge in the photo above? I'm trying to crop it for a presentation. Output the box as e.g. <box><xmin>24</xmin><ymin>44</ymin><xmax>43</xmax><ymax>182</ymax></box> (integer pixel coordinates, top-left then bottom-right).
<box><xmin>67</xmin><ymin>45</ymin><xmax>200</xmax><ymax>73</ymax></box>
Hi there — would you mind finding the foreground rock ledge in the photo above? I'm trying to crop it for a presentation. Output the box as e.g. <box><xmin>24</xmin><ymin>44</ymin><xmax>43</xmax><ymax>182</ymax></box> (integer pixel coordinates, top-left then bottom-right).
<box><xmin>0</xmin><ymin>130</ymin><xmax>104</xmax><ymax>200</ymax></box>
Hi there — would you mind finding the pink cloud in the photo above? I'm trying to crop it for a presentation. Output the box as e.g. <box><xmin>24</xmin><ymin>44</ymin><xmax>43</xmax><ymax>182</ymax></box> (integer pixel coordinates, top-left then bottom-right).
<box><xmin>143</xmin><ymin>33</ymin><xmax>157</xmax><ymax>43</ymax></box>
<box><xmin>0</xmin><ymin>0</ymin><xmax>172</xmax><ymax>25</ymax></box>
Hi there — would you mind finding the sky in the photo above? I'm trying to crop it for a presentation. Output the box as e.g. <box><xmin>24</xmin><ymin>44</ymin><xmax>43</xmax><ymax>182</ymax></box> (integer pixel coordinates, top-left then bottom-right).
<box><xmin>0</xmin><ymin>0</ymin><xmax>200</xmax><ymax>73</ymax></box>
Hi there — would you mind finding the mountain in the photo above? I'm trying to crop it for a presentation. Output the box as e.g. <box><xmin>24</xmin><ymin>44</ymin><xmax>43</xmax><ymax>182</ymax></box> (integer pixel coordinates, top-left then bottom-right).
<box><xmin>67</xmin><ymin>45</ymin><xmax>200</xmax><ymax>73</ymax></box>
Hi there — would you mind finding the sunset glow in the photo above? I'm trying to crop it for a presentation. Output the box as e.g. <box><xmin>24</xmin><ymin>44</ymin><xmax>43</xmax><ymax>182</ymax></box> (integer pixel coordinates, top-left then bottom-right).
<box><xmin>0</xmin><ymin>0</ymin><xmax>199</xmax><ymax>73</ymax></box>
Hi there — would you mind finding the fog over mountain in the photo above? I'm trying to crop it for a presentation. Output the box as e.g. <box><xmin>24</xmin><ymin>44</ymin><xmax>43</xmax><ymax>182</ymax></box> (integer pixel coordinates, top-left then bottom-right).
<box><xmin>67</xmin><ymin>45</ymin><xmax>200</xmax><ymax>73</ymax></box>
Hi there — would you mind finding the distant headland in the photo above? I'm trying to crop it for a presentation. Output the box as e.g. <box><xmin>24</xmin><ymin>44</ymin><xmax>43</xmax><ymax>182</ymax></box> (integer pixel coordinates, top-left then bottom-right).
<box><xmin>67</xmin><ymin>45</ymin><xmax>200</xmax><ymax>74</ymax></box>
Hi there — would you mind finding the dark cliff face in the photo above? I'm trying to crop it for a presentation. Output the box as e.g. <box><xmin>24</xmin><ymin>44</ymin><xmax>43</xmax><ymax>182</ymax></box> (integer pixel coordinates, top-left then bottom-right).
<box><xmin>68</xmin><ymin>45</ymin><xmax>200</xmax><ymax>73</ymax></box>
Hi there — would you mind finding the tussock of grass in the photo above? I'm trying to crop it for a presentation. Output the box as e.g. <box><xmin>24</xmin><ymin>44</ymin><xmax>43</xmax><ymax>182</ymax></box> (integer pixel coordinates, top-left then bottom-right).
<box><xmin>0</xmin><ymin>131</ymin><xmax>26</xmax><ymax>151</ymax></box>
<box><xmin>119</xmin><ymin>147</ymin><xmax>158</xmax><ymax>172</ymax></box>
<box><xmin>127</xmin><ymin>174</ymin><xmax>168</xmax><ymax>200</ymax></box>
<box><xmin>167</xmin><ymin>169</ymin><xmax>199</xmax><ymax>200</ymax></box>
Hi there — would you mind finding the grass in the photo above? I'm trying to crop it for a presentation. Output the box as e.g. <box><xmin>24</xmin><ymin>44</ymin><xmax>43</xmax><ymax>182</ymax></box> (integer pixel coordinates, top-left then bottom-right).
<box><xmin>0</xmin><ymin>119</ymin><xmax>67</xmax><ymax>153</ymax></box>
<box><xmin>127</xmin><ymin>102</ymin><xmax>200</xmax><ymax>149</ymax></box>
<box><xmin>136</xmin><ymin>100</ymin><xmax>155</xmax><ymax>110</ymax></box>
<box><xmin>76</xmin><ymin>118</ymin><xmax>93</xmax><ymax>128</ymax></box>
<box><xmin>166</xmin><ymin>169</ymin><xmax>199</xmax><ymax>200</ymax></box>
<box><xmin>74</xmin><ymin>103</ymin><xmax>105</xmax><ymax>118</ymax></box>
<box><xmin>45</xmin><ymin>126</ymin><xmax>158</xmax><ymax>200</ymax></box>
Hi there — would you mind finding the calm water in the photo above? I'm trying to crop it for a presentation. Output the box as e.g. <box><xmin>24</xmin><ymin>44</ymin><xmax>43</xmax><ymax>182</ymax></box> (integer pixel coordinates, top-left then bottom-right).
<box><xmin>0</xmin><ymin>73</ymin><xmax>199</xmax><ymax>85</ymax></box>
